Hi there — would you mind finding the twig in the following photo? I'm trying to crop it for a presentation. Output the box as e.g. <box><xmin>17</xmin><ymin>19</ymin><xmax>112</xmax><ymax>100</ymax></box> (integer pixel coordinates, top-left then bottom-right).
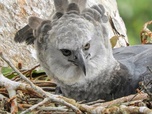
<box><xmin>21</xmin><ymin>97</ymin><xmax>48</xmax><ymax>114</ymax></box>
<box><xmin>89</xmin><ymin>104</ymin><xmax>152</xmax><ymax>114</ymax></box>
<box><xmin>85</xmin><ymin>99</ymin><xmax>104</xmax><ymax>105</ymax></box>
<box><xmin>18</xmin><ymin>104</ymin><xmax>32</xmax><ymax>109</ymax></box>
<box><xmin>140</xmin><ymin>82</ymin><xmax>152</xmax><ymax>99</ymax></box>
<box><xmin>23</xmin><ymin>64</ymin><xmax>40</xmax><ymax>79</ymax></box>
<box><xmin>0</xmin><ymin>52</ymin><xmax>81</xmax><ymax>113</ymax></box>
<box><xmin>129</xmin><ymin>66</ymin><xmax>152</xmax><ymax>102</ymax></box>
<box><xmin>0</xmin><ymin>94</ymin><xmax>7</xmax><ymax>100</ymax></box>
<box><xmin>0</xmin><ymin>52</ymin><xmax>34</xmax><ymax>88</ymax></box>
<box><xmin>93</xmin><ymin>93</ymin><xmax>148</xmax><ymax>108</ymax></box>
<box><xmin>0</xmin><ymin>110</ymin><xmax>11</xmax><ymax>114</ymax></box>
<box><xmin>0</xmin><ymin>51</ymin><xmax>151</xmax><ymax>114</ymax></box>
<box><xmin>123</xmin><ymin>100</ymin><xmax>146</xmax><ymax>107</ymax></box>
<box><xmin>120</xmin><ymin>105</ymin><xmax>152</xmax><ymax>114</ymax></box>
<box><xmin>38</xmin><ymin>106</ymin><xmax>68</xmax><ymax>112</ymax></box>
<box><xmin>22</xmin><ymin>98</ymin><xmax>68</xmax><ymax>113</ymax></box>
<box><xmin>0</xmin><ymin>73</ymin><xmax>43</xmax><ymax>113</ymax></box>
<box><xmin>146</xmin><ymin>66</ymin><xmax>152</xmax><ymax>86</ymax></box>
<box><xmin>0</xmin><ymin>74</ymin><xmax>19</xmax><ymax>113</ymax></box>
<box><xmin>129</xmin><ymin>93</ymin><xmax>139</xmax><ymax>102</ymax></box>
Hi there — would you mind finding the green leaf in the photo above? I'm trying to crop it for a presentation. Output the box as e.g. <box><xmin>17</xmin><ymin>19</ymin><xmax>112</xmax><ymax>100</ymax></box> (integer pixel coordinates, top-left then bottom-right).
<box><xmin>1</xmin><ymin>67</ymin><xmax>13</xmax><ymax>76</ymax></box>
<box><xmin>1</xmin><ymin>67</ymin><xmax>17</xmax><ymax>79</ymax></box>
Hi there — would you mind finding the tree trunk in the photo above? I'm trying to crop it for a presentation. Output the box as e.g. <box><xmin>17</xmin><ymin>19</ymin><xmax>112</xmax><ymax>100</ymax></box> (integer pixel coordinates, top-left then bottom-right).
<box><xmin>0</xmin><ymin>0</ymin><xmax>128</xmax><ymax>68</ymax></box>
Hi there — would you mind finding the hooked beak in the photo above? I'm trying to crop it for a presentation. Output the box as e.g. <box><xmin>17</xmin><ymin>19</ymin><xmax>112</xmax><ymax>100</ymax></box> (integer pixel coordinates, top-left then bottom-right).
<box><xmin>68</xmin><ymin>49</ymin><xmax>86</xmax><ymax>75</ymax></box>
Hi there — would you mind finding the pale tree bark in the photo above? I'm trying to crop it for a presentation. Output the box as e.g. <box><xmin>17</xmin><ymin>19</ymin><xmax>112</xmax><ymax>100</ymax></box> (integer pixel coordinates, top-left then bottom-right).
<box><xmin>0</xmin><ymin>0</ymin><xmax>54</xmax><ymax>68</ymax></box>
<box><xmin>0</xmin><ymin>0</ymin><xmax>128</xmax><ymax>68</ymax></box>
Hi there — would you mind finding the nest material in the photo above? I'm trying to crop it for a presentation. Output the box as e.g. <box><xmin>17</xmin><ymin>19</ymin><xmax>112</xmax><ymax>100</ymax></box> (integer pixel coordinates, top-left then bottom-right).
<box><xmin>0</xmin><ymin>52</ymin><xmax>152</xmax><ymax>114</ymax></box>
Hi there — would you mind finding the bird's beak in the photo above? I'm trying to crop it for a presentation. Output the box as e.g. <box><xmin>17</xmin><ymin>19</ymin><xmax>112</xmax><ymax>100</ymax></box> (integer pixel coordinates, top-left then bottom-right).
<box><xmin>68</xmin><ymin>49</ymin><xmax>86</xmax><ymax>75</ymax></box>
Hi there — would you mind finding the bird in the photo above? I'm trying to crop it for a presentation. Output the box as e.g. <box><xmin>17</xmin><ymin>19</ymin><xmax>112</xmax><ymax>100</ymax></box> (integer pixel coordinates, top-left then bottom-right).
<box><xmin>14</xmin><ymin>0</ymin><xmax>152</xmax><ymax>102</ymax></box>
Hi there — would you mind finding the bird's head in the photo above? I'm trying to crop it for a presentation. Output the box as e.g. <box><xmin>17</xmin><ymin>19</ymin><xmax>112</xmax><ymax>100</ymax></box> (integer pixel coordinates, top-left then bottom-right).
<box><xmin>14</xmin><ymin>0</ymin><xmax>117</xmax><ymax>85</ymax></box>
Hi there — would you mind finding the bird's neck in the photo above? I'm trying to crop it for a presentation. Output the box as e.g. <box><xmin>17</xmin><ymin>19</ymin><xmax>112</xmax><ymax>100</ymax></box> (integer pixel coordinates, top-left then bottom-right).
<box><xmin>59</xmin><ymin>62</ymin><xmax>131</xmax><ymax>101</ymax></box>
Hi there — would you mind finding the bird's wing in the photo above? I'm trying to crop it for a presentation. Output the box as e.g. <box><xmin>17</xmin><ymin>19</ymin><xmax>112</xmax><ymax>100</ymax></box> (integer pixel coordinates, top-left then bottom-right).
<box><xmin>113</xmin><ymin>45</ymin><xmax>152</xmax><ymax>89</ymax></box>
<box><xmin>113</xmin><ymin>45</ymin><xmax>152</xmax><ymax>60</ymax></box>
<box><xmin>14</xmin><ymin>25</ymin><xmax>35</xmax><ymax>45</ymax></box>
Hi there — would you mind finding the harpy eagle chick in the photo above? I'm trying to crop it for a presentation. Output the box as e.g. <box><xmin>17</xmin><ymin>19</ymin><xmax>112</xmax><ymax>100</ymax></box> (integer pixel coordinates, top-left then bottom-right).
<box><xmin>14</xmin><ymin>0</ymin><xmax>152</xmax><ymax>102</ymax></box>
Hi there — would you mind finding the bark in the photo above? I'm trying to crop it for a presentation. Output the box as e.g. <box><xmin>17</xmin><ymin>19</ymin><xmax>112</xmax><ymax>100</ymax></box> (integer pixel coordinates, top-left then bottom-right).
<box><xmin>0</xmin><ymin>0</ymin><xmax>54</xmax><ymax>68</ymax></box>
<box><xmin>0</xmin><ymin>0</ymin><xmax>128</xmax><ymax>68</ymax></box>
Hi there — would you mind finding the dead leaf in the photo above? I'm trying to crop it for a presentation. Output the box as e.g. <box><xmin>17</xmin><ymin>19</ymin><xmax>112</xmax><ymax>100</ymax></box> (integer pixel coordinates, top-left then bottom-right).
<box><xmin>140</xmin><ymin>20</ymin><xmax>152</xmax><ymax>44</ymax></box>
<box><xmin>110</xmin><ymin>35</ymin><xmax>119</xmax><ymax>48</ymax></box>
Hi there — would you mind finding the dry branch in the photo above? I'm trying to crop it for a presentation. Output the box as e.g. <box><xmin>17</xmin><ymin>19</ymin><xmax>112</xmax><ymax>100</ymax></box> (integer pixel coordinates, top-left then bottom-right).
<box><xmin>96</xmin><ymin>93</ymin><xmax>148</xmax><ymax>107</ymax></box>
<box><xmin>0</xmin><ymin>51</ymin><xmax>152</xmax><ymax>113</ymax></box>
<box><xmin>0</xmin><ymin>52</ymin><xmax>81</xmax><ymax>114</ymax></box>
<box><xmin>21</xmin><ymin>97</ymin><xmax>49</xmax><ymax>114</ymax></box>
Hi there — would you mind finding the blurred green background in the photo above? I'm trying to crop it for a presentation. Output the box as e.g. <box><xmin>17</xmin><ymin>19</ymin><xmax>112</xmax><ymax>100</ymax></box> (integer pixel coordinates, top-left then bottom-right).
<box><xmin>117</xmin><ymin>0</ymin><xmax>152</xmax><ymax>45</ymax></box>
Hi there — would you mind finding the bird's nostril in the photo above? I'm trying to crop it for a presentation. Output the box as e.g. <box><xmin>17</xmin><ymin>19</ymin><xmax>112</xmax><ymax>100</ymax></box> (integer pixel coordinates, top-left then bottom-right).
<box><xmin>74</xmin><ymin>56</ymin><xmax>77</xmax><ymax>60</ymax></box>
<box><xmin>68</xmin><ymin>59</ymin><xmax>74</xmax><ymax>62</ymax></box>
<box><xmin>86</xmin><ymin>53</ymin><xmax>91</xmax><ymax>59</ymax></box>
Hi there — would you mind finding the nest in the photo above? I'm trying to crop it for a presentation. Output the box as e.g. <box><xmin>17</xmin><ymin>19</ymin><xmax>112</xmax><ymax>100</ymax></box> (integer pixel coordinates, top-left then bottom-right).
<box><xmin>0</xmin><ymin>51</ymin><xmax>152</xmax><ymax>114</ymax></box>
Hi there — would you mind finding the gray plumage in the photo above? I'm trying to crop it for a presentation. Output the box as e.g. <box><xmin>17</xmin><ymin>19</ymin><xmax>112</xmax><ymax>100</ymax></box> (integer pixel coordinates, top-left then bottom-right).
<box><xmin>14</xmin><ymin>0</ymin><xmax>152</xmax><ymax>102</ymax></box>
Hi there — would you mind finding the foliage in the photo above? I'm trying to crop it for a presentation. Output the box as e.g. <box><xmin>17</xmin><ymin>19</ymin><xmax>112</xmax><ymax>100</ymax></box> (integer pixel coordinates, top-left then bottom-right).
<box><xmin>117</xmin><ymin>0</ymin><xmax>152</xmax><ymax>45</ymax></box>
<box><xmin>1</xmin><ymin>65</ymin><xmax>45</xmax><ymax>79</ymax></box>
<box><xmin>1</xmin><ymin>67</ymin><xmax>15</xmax><ymax>79</ymax></box>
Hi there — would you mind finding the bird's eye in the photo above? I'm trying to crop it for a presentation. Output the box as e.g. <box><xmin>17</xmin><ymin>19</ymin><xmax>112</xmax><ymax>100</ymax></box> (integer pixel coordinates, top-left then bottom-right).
<box><xmin>84</xmin><ymin>43</ymin><xmax>90</xmax><ymax>50</ymax></box>
<box><xmin>60</xmin><ymin>49</ymin><xmax>71</xmax><ymax>56</ymax></box>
